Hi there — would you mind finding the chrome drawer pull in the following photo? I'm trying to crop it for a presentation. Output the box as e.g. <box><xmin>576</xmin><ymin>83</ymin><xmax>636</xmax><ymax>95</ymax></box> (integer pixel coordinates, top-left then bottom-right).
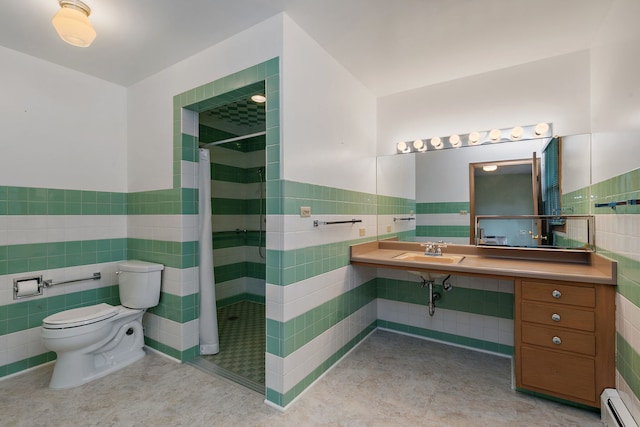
<box><xmin>552</xmin><ymin>290</ymin><xmax>562</xmax><ymax>299</ymax></box>
<box><xmin>551</xmin><ymin>313</ymin><xmax>561</xmax><ymax>322</ymax></box>
<box><xmin>552</xmin><ymin>336</ymin><xmax>562</xmax><ymax>345</ymax></box>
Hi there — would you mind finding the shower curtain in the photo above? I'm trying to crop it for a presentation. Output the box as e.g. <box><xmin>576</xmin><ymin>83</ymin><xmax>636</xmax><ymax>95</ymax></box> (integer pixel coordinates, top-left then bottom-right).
<box><xmin>198</xmin><ymin>148</ymin><xmax>219</xmax><ymax>354</ymax></box>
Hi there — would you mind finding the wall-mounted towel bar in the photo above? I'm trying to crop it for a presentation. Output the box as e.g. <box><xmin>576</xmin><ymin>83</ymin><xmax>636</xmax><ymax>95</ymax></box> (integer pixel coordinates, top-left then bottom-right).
<box><xmin>216</xmin><ymin>229</ymin><xmax>261</xmax><ymax>234</ymax></box>
<box><xmin>43</xmin><ymin>272</ymin><xmax>101</xmax><ymax>288</ymax></box>
<box><xmin>393</xmin><ymin>217</ymin><xmax>416</xmax><ymax>222</ymax></box>
<box><xmin>595</xmin><ymin>199</ymin><xmax>640</xmax><ymax>209</ymax></box>
<box><xmin>313</xmin><ymin>219</ymin><xmax>362</xmax><ymax>227</ymax></box>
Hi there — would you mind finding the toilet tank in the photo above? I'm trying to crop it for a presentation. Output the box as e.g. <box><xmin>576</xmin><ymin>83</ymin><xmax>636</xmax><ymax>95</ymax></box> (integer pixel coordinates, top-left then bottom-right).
<box><xmin>117</xmin><ymin>260</ymin><xmax>164</xmax><ymax>309</ymax></box>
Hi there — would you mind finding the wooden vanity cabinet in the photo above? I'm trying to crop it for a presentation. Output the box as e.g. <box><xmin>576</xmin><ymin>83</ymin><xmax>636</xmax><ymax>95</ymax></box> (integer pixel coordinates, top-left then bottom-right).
<box><xmin>514</xmin><ymin>278</ymin><xmax>616</xmax><ymax>408</ymax></box>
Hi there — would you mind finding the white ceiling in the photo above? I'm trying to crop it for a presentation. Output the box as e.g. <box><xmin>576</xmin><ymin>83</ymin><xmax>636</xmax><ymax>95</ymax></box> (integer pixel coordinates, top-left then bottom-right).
<box><xmin>0</xmin><ymin>0</ymin><xmax>614</xmax><ymax>96</ymax></box>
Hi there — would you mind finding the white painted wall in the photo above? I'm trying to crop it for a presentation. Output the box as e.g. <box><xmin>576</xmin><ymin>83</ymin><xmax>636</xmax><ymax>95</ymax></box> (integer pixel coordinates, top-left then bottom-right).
<box><xmin>127</xmin><ymin>15</ymin><xmax>284</xmax><ymax>192</ymax></box>
<box><xmin>0</xmin><ymin>46</ymin><xmax>127</xmax><ymax>192</ymax></box>
<box><xmin>281</xmin><ymin>16</ymin><xmax>377</xmax><ymax>195</ymax></box>
<box><xmin>590</xmin><ymin>0</ymin><xmax>640</xmax><ymax>183</ymax></box>
<box><xmin>377</xmin><ymin>51</ymin><xmax>591</xmax><ymax>157</ymax></box>
<box><xmin>589</xmin><ymin>0</ymin><xmax>640</xmax><ymax>421</ymax></box>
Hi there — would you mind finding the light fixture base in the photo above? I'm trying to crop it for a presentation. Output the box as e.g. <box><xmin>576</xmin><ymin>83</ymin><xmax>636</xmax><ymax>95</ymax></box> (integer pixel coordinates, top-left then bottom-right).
<box><xmin>59</xmin><ymin>0</ymin><xmax>91</xmax><ymax>16</ymax></box>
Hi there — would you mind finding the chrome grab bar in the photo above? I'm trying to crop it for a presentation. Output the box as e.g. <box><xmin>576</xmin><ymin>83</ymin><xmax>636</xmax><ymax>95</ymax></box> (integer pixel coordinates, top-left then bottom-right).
<box><xmin>43</xmin><ymin>272</ymin><xmax>101</xmax><ymax>288</ymax></box>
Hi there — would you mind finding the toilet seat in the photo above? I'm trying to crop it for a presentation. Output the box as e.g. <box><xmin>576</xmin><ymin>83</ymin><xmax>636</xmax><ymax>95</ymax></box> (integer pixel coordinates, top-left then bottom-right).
<box><xmin>43</xmin><ymin>303</ymin><xmax>118</xmax><ymax>329</ymax></box>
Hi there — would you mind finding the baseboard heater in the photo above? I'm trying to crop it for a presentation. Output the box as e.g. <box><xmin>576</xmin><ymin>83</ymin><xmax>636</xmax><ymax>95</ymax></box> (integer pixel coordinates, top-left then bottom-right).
<box><xmin>602</xmin><ymin>389</ymin><xmax>638</xmax><ymax>427</ymax></box>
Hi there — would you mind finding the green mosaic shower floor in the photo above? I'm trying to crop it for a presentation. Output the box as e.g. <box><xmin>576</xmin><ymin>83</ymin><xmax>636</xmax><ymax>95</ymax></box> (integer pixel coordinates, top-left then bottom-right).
<box><xmin>189</xmin><ymin>301</ymin><xmax>265</xmax><ymax>394</ymax></box>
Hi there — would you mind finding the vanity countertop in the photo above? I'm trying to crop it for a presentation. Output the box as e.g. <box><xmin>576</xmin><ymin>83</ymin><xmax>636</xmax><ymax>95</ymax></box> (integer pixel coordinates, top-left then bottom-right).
<box><xmin>350</xmin><ymin>240</ymin><xmax>617</xmax><ymax>285</ymax></box>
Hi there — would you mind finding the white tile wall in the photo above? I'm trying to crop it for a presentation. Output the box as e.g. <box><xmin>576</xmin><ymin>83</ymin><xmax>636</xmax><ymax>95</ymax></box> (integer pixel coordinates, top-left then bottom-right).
<box><xmin>142</xmin><ymin>313</ymin><xmax>198</xmax><ymax>352</ymax></box>
<box><xmin>1</xmin><ymin>215</ymin><xmax>126</xmax><ymax>246</ymax></box>
<box><xmin>281</xmin><ymin>214</ymin><xmax>377</xmax><ymax>251</ymax></box>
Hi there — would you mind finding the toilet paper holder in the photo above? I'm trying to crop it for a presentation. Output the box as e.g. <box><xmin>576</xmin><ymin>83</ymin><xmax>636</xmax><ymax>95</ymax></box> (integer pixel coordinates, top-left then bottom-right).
<box><xmin>13</xmin><ymin>275</ymin><xmax>44</xmax><ymax>300</ymax></box>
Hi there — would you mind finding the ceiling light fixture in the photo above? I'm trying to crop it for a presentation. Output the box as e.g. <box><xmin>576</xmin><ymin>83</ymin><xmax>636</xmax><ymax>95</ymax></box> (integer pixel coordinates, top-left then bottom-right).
<box><xmin>251</xmin><ymin>94</ymin><xmax>267</xmax><ymax>103</ymax></box>
<box><xmin>52</xmin><ymin>0</ymin><xmax>96</xmax><ymax>48</ymax></box>
<box><xmin>483</xmin><ymin>165</ymin><xmax>498</xmax><ymax>172</ymax></box>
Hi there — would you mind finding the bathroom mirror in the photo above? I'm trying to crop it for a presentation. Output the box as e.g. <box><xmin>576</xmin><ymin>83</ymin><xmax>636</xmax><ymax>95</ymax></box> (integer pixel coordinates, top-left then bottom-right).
<box><xmin>376</xmin><ymin>133</ymin><xmax>592</xmax><ymax>246</ymax></box>
<box><xmin>469</xmin><ymin>157</ymin><xmax>539</xmax><ymax>245</ymax></box>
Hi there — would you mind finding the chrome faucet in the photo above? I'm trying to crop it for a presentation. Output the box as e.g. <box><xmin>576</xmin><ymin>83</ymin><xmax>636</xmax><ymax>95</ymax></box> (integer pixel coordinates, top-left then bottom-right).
<box><xmin>422</xmin><ymin>241</ymin><xmax>447</xmax><ymax>256</ymax></box>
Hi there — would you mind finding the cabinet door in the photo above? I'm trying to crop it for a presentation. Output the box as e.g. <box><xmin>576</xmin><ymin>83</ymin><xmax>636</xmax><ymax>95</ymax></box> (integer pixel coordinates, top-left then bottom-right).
<box><xmin>521</xmin><ymin>346</ymin><xmax>596</xmax><ymax>402</ymax></box>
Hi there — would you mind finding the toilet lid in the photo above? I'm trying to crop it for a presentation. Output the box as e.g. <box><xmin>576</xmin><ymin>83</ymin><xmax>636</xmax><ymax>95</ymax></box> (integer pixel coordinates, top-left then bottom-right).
<box><xmin>43</xmin><ymin>303</ymin><xmax>118</xmax><ymax>329</ymax></box>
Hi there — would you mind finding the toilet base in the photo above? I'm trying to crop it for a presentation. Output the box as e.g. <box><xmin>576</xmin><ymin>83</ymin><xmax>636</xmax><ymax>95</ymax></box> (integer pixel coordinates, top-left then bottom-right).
<box><xmin>48</xmin><ymin>318</ymin><xmax>146</xmax><ymax>389</ymax></box>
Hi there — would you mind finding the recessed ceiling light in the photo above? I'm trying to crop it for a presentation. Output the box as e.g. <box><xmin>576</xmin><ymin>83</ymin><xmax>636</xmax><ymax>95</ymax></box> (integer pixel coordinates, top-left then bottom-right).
<box><xmin>251</xmin><ymin>94</ymin><xmax>267</xmax><ymax>103</ymax></box>
<box><xmin>483</xmin><ymin>165</ymin><xmax>498</xmax><ymax>172</ymax></box>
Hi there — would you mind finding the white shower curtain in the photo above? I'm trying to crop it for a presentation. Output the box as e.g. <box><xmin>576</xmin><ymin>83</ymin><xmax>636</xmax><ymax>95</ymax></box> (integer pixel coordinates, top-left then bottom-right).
<box><xmin>198</xmin><ymin>148</ymin><xmax>219</xmax><ymax>354</ymax></box>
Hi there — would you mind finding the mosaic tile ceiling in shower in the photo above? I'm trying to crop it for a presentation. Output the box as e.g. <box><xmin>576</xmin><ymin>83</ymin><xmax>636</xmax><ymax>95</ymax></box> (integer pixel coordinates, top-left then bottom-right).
<box><xmin>198</xmin><ymin>81</ymin><xmax>266</xmax><ymax>142</ymax></box>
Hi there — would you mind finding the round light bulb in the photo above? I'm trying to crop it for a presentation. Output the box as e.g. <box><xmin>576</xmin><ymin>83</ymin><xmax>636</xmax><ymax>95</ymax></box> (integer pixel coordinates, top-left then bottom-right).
<box><xmin>468</xmin><ymin>131</ymin><xmax>480</xmax><ymax>145</ymax></box>
<box><xmin>413</xmin><ymin>139</ymin><xmax>425</xmax><ymax>150</ymax></box>
<box><xmin>430</xmin><ymin>137</ymin><xmax>443</xmax><ymax>149</ymax></box>
<box><xmin>510</xmin><ymin>126</ymin><xmax>524</xmax><ymax>140</ymax></box>
<box><xmin>449</xmin><ymin>134</ymin><xmax>461</xmax><ymax>147</ymax></box>
<box><xmin>489</xmin><ymin>129</ymin><xmax>501</xmax><ymax>142</ymax></box>
<box><xmin>535</xmin><ymin>122</ymin><xmax>550</xmax><ymax>136</ymax></box>
<box><xmin>397</xmin><ymin>141</ymin><xmax>408</xmax><ymax>152</ymax></box>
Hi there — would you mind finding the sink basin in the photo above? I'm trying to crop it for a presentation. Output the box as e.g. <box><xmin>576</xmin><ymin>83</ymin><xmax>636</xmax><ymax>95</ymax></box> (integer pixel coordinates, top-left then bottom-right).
<box><xmin>393</xmin><ymin>253</ymin><xmax>465</xmax><ymax>264</ymax></box>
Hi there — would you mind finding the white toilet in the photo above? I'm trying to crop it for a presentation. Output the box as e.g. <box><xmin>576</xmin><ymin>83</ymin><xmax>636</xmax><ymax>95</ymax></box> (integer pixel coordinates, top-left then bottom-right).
<box><xmin>41</xmin><ymin>260</ymin><xmax>164</xmax><ymax>389</ymax></box>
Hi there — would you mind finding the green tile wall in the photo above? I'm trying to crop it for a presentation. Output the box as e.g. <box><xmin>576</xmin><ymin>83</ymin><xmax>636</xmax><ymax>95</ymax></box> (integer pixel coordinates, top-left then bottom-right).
<box><xmin>266</xmin><ymin>320</ymin><xmax>376</xmax><ymax>408</ymax></box>
<box><xmin>0</xmin><ymin>285</ymin><xmax>120</xmax><ymax>338</ymax></box>
<box><xmin>377</xmin><ymin>195</ymin><xmax>416</xmax><ymax>216</ymax></box>
<box><xmin>378</xmin><ymin>320</ymin><xmax>513</xmax><ymax>356</ymax></box>
<box><xmin>266</xmin><ymin>237</ymin><xmax>371</xmax><ymax>287</ymax></box>
<box><xmin>417</xmin><ymin>201</ymin><xmax>470</xmax><ymax>214</ymax></box>
<box><xmin>1</xmin><ymin>238</ymin><xmax>127</xmax><ymax>276</ymax></box>
<box><xmin>214</xmin><ymin>261</ymin><xmax>265</xmax><ymax>283</ymax></box>
<box><xmin>147</xmin><ymin>292</ymin><xmax>198</xmax><ymax>323</ymax></box>
<box><xmin>127</xmin><ymin>239</ymin><xmax>197</xmax><ymax>270</ymax></box>
<box><xmin>377</xmin><ymin>277</ymin><xmax>514</xmax><ymax>319</ymax></box>
<box><xmin>0</xmin><ymin>186</ymin><xmax>126</xmax><ymax>215</ymax></box>
<box><xmin>276</xmin><ymin>180</ymin><xmax>377</xmax><ymax>216</ymax></box>
<box><xmin>266</xmin><ymin>279</ymin><xmax>376</xmax><ymax>358</ymax></box>
<box><xmin>617</xmin><ymin>332</ymin><xmax>640</xmax><ymax>398</ymax></box>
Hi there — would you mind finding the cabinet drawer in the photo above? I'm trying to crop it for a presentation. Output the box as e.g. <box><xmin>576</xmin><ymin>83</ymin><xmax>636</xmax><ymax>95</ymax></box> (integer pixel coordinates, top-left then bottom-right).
<box><xmin>521</xmin><ymin>323</ymin><xmax>595</xmax><ymax>356</ymax></box>
<box><xmin>521</xmin><ymin>346</ymin><xmax>595</xmax><ymax>402</ymax></box>
<box><xmin>521</xmin><ymin>302</ymin><xmax>595</xmax><ymax>332</ymax></box>
<box><xmin>521</xmin><ymin>281</ymin><xmax>595</xmax><ymax>307</ymax></box>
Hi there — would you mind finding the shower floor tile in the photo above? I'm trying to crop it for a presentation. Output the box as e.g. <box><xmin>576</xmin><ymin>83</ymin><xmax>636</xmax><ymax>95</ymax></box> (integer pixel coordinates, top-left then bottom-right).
<box><xmin>192</xmin><ymin>300</ymin><xmax>265</xmax><ymax>393</ymax></box>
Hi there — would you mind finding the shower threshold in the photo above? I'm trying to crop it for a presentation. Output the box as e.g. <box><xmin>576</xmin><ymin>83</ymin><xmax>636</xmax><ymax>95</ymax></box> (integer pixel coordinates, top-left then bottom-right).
<box><xmin>188</xmin><ymin>357</ymin><xmax>264</xmax><ymax>395</ymax></box>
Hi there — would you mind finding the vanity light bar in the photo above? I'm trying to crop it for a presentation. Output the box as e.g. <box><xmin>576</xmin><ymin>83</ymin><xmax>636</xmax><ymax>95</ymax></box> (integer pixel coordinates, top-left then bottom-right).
<box><xmin>395</xmin><ymin>122</ymin><xmax>552</xmax><ymax>154</ymax></box>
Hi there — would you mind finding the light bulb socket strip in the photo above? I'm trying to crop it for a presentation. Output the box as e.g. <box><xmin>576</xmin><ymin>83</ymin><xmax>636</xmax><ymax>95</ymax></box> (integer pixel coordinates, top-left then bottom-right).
<box><xmin>396</xmin><ymin>122</ymin><xmax>552</xmax><ymax>154</ymax></box>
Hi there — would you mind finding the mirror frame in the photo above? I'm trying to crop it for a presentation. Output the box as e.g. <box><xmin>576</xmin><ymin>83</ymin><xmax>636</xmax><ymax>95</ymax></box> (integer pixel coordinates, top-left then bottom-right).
<box><xmin>468</xmin><ymin>156</ymin><xmax>540</xmax><ymax>245</ymax></box>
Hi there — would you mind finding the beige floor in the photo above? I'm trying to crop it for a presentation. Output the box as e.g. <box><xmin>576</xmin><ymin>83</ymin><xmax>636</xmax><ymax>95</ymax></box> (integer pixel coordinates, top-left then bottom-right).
<box><xmin>1</xmin><ymin>330</ymin><xmax>601</xmax><ymax>427</ymax></box>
